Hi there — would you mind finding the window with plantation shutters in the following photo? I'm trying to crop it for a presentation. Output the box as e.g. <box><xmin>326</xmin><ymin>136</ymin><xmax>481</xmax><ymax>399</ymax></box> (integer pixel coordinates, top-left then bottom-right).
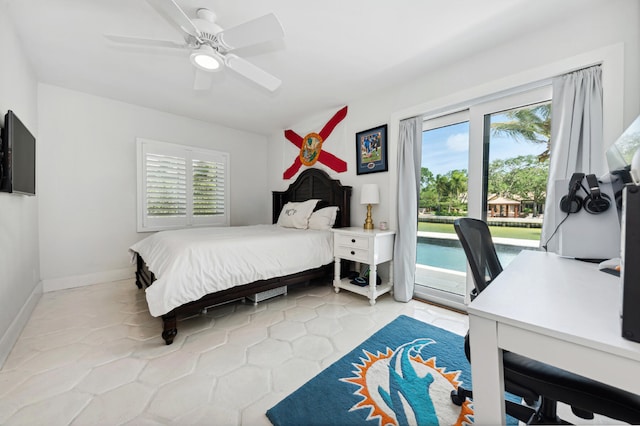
<box><xmin>192</xmin><ymin>158</ymin><xmax>225</xmax><ymax>218</ymax></box>
<box><xmin>146</xmin><ymin>153</ymin><xmax>187</xmax><ymax>219</ymax></box>
<box><xmin>137</xmin><ymin>138</ymin><xmax>229</xmax><ymax>232</ymax></box>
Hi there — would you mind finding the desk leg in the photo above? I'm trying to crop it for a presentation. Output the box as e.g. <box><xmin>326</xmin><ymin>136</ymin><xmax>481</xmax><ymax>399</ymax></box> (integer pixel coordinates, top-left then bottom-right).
<box><xmin>468</xmin><ymin>314</ymin><xmax>505</xmax><ymax>425</ymax></box>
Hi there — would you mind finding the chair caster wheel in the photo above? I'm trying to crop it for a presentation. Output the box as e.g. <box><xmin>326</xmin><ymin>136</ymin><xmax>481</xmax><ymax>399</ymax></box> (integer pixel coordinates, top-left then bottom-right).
<box><xmin>451</xmin><ymin>389</ymin><xmax>465</xmax><ymax>406</ymax></box>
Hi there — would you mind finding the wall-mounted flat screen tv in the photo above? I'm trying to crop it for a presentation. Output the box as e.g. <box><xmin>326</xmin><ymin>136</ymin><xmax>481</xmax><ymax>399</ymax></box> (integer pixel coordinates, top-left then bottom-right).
<box><xmin>1</xmin><ymin>110</ymin><xmax>36</xmax><ymax>196</ymax></box>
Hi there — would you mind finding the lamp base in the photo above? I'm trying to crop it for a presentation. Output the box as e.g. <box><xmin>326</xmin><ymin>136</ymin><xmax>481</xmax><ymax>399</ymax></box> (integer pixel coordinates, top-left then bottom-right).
<box><xmin>363</xmin><ymin>204</ymin><xmax>374</xmax><ymax>230</ymax></box>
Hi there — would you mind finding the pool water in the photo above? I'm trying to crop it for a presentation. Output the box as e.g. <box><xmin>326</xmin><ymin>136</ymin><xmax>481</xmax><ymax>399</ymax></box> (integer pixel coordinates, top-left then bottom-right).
<box><xmin>416</xmin><ymin>236</ymin><xmax>524</xmax><ymax>272</ymax></box>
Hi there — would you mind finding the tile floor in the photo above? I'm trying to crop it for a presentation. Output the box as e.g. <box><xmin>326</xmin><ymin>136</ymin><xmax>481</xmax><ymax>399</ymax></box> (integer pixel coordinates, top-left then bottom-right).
<box><xmin>0</xmin><ymin>278</ymin><xmax>469</xmax><ymax>425</ymax></box>
<box><xmin>0</xmin><ymin>277</ymin><xmax>622</xmax><ymax>425</ymax></box>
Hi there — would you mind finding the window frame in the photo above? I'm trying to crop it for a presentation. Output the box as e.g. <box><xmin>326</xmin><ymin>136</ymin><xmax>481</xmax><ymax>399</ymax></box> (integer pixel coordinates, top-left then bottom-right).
<box><xmin>136</xmin><ymin>138</ymin><xmax>230</xmax><ymax>232</ymax></box>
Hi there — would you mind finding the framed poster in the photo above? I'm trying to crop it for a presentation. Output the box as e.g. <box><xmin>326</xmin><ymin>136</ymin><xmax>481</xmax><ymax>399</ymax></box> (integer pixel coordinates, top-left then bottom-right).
<box><xmin>356</xmin><ymin>124</ymin><xmax>388</xmax><ymax>175</ymax></box>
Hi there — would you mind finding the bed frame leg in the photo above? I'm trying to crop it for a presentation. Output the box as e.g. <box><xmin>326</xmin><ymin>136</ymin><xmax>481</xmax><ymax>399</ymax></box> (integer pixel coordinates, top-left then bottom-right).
<box><xmin>135</xmin><ymin>254</ymin><xmax>144</xmax><ymax>289</ymax></box>
<box><xmin>161</xmin><ymin>314</ymin><xmax>177</xmax><ymax>345</ymax></box>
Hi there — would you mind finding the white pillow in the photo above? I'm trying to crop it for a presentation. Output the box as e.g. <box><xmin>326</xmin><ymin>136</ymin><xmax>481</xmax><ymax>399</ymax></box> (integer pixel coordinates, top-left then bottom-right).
<box><xmin>277</xmin><ymin>199</ymin><xmax>320</xmax><ymax>229</ymax></box>
<box><xmin>308</xmin><ymin>206</ymin><xmax>339</xmax><ymax>230</ymax></box>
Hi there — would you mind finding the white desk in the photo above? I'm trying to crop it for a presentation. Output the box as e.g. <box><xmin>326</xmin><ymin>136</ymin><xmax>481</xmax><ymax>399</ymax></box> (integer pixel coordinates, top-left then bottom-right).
<box><xmin>467</xmin><ymin>250</ymin><xmax>640</xmax><ymax>425</ymax></box>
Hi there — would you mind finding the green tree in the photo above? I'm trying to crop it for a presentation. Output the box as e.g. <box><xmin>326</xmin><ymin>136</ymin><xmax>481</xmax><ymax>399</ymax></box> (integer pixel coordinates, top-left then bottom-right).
<box><xmin>488</xmin><ymin>159</ymin><xmax>509</xmax><ymax>196</ymax></box>
<box><xmin>447</xmin><ymin>169</ymin><xmax>468</xmax><ymax>200</ymax></box>
<box><xmin>419</xmin><ymin>167</ymin><xmax>437</xmax><ymax>210</ymax></box>
<box><xmin>491</xmin><ymin>103</ymin><xmax>551</xmax><ymax>161</ymax></box>
<box><xmin>419</xmin><ymin>168</ymin><xmax>469</xmax><ymax>215</ymax></box>
<box><xmin>488</xmin><ymin>155</ymin><xmax>548</xmax><ymax>216</ymax></box>
<box><xmin>421</xmin><ymin>167</ymin><xmax>434</xmax><ymax>190</ymax></box>
<box><xmin>505</xmin><ymin>156</ymin><xmax>548</xmax><ymax>215</ymax></box>
<box><xmin>419</xmin><ymin>186</ymin><xmax>438</xmax><ymax>210</ymax></box>
<box><xmin>434</xmin><ymin>170</ymin><xmax>468</xmax><ymax>214</ymax></box>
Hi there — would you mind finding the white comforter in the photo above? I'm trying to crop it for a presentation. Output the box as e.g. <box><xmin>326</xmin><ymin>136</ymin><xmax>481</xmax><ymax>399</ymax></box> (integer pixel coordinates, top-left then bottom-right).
<box><xmin>129</xmin><ymin>224</ymin><xmax>334</xmax><ymax>317</ymax></box>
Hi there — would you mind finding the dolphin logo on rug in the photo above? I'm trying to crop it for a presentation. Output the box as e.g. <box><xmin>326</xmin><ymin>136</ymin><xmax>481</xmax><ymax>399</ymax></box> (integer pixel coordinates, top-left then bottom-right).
<box><xmin>268</xmin><ymin>316</ymin><xmax>475</xmax><ymax>426</ymax></box>
<box><xmin>378</xmin><ymin>338</ymin><xmax>437</xmax><ymax>426</ymax></box>
<box><xmin>341</xmin><ymin>336</ymin><xmax>473</xmax><ymax>426</ymax></box>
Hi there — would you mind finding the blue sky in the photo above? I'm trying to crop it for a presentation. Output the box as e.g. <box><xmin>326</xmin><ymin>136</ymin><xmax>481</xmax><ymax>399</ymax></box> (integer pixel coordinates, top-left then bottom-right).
<box><xmin>421</xmin><ymin>118</ymin><xmax>545</xmax><ymax>176</ymax></box>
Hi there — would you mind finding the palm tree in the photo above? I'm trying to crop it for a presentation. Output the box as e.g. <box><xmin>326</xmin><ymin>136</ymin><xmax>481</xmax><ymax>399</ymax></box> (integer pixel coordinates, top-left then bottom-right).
<box><xmin>491</xmin><ymin>103</ymin><xmax>551</xmax><ymax>161</ymax></box>
<box><xmin>447</xmin><ymin>169</ymin><xmax>468</xmax><ymax>200</ymax></box>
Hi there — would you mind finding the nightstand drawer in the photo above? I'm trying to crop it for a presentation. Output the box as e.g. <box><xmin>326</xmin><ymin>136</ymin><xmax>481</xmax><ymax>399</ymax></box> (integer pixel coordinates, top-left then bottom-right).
<box><xmin>336</xmin><ymin>234</ymin><xmax>369</xmax><ymax>250</ymax></box>
<box><xmin>335</xmin><ymin>245</ymin><xmax>369</xmax><ymax>262</ymax></box>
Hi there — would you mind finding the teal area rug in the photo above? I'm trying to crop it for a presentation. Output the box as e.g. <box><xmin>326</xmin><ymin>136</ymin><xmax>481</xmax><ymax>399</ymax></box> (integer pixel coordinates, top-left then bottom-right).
<box><xmin>266</xmin><ymin>315</ymin><xmax>475</xmax><ymax>426</ymax></box>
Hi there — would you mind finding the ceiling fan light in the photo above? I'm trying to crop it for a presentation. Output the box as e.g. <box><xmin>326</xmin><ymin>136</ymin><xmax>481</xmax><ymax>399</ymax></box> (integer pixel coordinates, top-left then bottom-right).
<box><xmin>190</xmin><ymin>46</ymin><xmax>222</xmax><ymax>72</ymax></box>
<box><xmin>194</xmin><ymin>54</ymin><xmax>221</xmax><ymax>70</ymax></box>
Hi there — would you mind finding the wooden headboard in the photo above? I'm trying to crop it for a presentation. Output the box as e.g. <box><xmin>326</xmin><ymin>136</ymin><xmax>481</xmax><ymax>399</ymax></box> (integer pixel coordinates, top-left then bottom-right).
<box><xmin>272</xmin><ymin>168</ymin><xmax>352</xmax><ymax>228</ymax></box>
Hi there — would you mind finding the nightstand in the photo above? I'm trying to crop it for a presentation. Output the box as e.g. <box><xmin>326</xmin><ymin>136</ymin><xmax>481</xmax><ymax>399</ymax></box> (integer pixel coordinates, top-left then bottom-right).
<box><xmin>331</xmin><ymin>227</ymin><xmax>395</xmax><ymax>305</ymax></box>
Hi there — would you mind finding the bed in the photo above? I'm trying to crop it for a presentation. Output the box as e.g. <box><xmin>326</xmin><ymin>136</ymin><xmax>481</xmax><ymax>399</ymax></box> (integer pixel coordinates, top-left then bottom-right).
<box><xmin>130</xmin><ymin>168</ymin><xmax>352</xmax><ymax>344</ymax></box>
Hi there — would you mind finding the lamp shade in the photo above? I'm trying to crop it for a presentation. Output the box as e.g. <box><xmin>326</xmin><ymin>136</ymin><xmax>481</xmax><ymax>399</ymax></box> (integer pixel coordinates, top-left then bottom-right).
<box><xmin>360</xmin><ymin>184</ymin><xmax>380</xmax><ymax>205</ymax></box>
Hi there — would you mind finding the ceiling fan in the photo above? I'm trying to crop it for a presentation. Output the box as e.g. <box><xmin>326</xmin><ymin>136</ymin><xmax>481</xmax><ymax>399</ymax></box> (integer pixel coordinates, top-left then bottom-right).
<box><xmin>106</xmin><ymin>0</ymin><xmax>285</xmax><ymax>91</ymax></box>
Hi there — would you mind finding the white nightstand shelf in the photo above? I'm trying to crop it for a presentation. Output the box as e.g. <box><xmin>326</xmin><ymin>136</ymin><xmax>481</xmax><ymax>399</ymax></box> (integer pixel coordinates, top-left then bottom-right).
<box><xmin>331</xmin><ymin>227</ymin><xmax>395</xmax><ymax>305</ymax></box>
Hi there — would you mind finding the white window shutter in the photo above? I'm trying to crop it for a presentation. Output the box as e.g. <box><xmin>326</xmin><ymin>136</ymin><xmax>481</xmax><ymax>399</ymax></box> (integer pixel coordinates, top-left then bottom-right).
<box><xmin>190</xmin><ymin>149</ymin><xmax>229</xmax><ymax>226</ymax></box>
<box><xmin>146</xmin><ymin>153</ymin><xmax>187</xmax><ymax>218</ymax></box>
<box><xmin>137</xmin><ymin>139</ymin><xmax>229</xmax><ymax>231</ymax></box>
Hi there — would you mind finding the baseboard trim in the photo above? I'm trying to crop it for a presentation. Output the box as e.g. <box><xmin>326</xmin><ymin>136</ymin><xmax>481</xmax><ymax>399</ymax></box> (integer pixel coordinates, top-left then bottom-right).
<box><xmin>0</xmin><ymin>281</ymin><xmax>43</xmax><ymax>368</ymax></box>
<box><xmin>42</xmin><ymin>267</ymin><xmax>136</xmax><ymax>292</ymax></box>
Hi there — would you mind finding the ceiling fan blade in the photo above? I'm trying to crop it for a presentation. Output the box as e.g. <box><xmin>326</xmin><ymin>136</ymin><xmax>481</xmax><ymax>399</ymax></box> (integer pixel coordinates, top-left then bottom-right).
<box><xmin>193</xmin><ymin>68</ymin><xmax>214</xmax><ymax>90</ymax></box>
<box><xmin>145</xmin><ymin>0</ymin><xmax>202</xmax><ymax>40</ymax></box>
<box><xmin>217</xmin><ymin>13</ymin><xmax>284</xmax><ymax>50</ymax></box>
<box><xmin>224</xmin><ymin>53</ymin><xmax>281</xmax><ymax>91</ymax></box>
<box><xmin>104</xmin><ymin>34</ymin><xmax>186</xmax><ymax>49</ymax></box>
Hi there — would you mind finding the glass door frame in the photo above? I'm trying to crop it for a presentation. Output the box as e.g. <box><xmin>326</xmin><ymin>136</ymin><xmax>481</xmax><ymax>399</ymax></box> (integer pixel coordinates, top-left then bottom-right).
<box><xmin>414</xmin><ymin>110</ymin><xmax>470</xmax><ymax>310</ymax></box>
<box><xmin>415</xmin><ymin>85</ymin><xmax>552</xmax><ymax>310</ymax></box>
<box><xmin>466</xmin><ymin>85</ymin><xmax>552</xmax><ymax>304</ymax></box>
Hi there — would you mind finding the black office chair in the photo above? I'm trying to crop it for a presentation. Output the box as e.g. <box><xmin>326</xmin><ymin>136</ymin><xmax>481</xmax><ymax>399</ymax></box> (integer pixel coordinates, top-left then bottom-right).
<box><xmin>451</xmin><ymin>217</ymin><xmax>640</xmax><ymax>424</ymax></box>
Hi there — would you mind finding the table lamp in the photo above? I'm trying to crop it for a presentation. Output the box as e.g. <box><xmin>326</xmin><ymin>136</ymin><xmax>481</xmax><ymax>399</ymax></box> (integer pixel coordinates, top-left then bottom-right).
<box><xmin>360</xmin><ymin>183</ymin><xmax>380</xmax><ymax>230</ymax></box>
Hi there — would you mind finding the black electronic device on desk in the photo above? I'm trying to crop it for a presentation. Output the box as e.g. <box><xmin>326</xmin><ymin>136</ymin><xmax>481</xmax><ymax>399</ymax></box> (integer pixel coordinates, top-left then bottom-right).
<box><xmin>621</xmin><ymin>184</ymin><xmax>640</xmax><ymax>342</ymax></box>
<box><xmin>598</xmin><ymin>257</ymin><xmax>621</xmax><ymax>276</ymax></box>
<box><xmin>605</xmin><ymin>114</ymin><xmax>640</xmax><ymax>342</ymax></box>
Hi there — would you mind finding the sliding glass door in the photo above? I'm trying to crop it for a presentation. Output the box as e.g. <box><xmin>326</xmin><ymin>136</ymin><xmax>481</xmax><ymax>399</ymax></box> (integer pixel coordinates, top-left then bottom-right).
<box><xmin>416</xmin><ymin>112</ymin><xmax>469</xmax><ymax>307</ymax></box>
<box><xmin>415</xmin><ymin>86</ymin><xmax>552</xmax><ymax>309</ymax></box>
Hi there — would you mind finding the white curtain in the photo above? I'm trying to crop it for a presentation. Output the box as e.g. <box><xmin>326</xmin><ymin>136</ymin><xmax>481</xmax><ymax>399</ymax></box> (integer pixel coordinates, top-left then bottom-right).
<box><xmin>393</xmin><ymin>116</ymin><xmax>422</xmax><ymax>302</ymax></box>
<box><xmin>540</xmin><ymin>65</ymin><xmax>603</xmax><ymax>252</ymax></box>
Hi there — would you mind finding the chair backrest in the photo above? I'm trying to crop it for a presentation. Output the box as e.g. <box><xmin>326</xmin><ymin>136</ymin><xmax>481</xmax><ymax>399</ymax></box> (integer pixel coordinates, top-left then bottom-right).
<box><xmin>454</xmin><ymin>218</ymin><xmax>503</xmax><ymax>296</ymax></box>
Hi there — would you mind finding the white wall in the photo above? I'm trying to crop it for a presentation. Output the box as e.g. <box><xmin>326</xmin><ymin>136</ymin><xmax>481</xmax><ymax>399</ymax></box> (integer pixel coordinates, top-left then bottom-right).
<box><xmin>0</xmin><ymin>2</ymin><xmax>40</xmax><ymax>365</ymax></box>
<box><xmin>37</xmin><ymin>85</ymin><xmax>270</xmax><ymax>291</ymax></box>
<box><xmin>3</xmin><ymin>0</ymin><xmax>638</xmax><ymax>363</ymax></box>
<box><xmin>267</xmin><ymin>0</ymin><xmax>640</xmax><ymax>230</ymax></box>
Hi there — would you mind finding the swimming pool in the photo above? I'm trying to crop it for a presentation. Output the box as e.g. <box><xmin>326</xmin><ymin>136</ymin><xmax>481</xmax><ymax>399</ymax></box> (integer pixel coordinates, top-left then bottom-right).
<box><xmin>416</xmin><ymin>236</ymin><xmax>525</xmax><ymax>273</ymax></box>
